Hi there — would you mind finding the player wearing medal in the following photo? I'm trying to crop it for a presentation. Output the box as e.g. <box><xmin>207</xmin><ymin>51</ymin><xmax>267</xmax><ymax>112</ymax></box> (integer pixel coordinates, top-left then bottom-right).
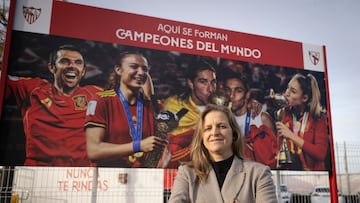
<box><xmin>223</xmin><ymin>71</ymin><xmax>278</xmax><ymax>168</ymax></box>
<box><xmin>84</xmin><ymin>51</ymin><xmax>168</xmax><ymax>167</ymax></box>
<box><xmin>5</xmin><ymin>44</ymin><xmax>102</xmax><ymax>166</ymax></box>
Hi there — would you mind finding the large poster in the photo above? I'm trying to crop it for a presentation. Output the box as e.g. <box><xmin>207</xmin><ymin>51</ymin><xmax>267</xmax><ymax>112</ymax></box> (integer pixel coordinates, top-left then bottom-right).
<box><xmin>0</xmin><ymin>0</ymin><xmax>333</xmax><ymax>172</ymax></box>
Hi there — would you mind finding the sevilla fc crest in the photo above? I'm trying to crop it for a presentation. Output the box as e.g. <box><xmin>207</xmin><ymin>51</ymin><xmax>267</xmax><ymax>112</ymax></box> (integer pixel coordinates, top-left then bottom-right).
<box><xmin>308</xmin><ymin>51</ymin><xmax>320</xmax><ymax>66</ymax></box>
<box><xmin>23</xmin><ymin>6</ymin><xmax>41</xmax><ymax>24</ymax></box>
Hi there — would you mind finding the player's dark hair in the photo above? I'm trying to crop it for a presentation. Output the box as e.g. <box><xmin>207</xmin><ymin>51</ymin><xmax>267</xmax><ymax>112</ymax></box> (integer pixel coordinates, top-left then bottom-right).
<box><xmin>224</xmin><ymin>71</ymin><xmax>250</xmax><ymax>94</ymax></box>
<box><xmin>180</xmin><ymin>59</ymin><xmax>216</xmax><ymax>100</ymax></box>
<box><xmin>49</xmin><ymin>44</ymin><xmax>86</xmax><ymax>66</ymax></box>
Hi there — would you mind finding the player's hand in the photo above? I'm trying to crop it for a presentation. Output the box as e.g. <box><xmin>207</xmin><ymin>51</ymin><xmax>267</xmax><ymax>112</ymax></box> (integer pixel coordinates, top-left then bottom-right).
<box><xmin>157</xmin><ymin>147</ymin><xmax>171</xmax><ymax>168</ymax></box>
<box><xmin>250</xmin><ymin>99</ymin><xmax>262</xmax><ymax>119</ymax></box>
<box><xmin>140</xmin><ymin>136</ymin><xmax>168</xmax><ymax>152</ymax></box>
<box><xmin>275</xmin><ymin>122</ymin><xmax>293</xmax><ymax>139</ymax></box>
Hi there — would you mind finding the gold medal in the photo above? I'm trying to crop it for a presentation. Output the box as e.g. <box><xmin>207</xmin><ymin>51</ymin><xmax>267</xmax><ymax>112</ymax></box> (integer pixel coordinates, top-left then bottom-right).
<box><xmin>128</xmin><ymin>152</ymin><xmax>144</xmax><ymax>163</ymax></box>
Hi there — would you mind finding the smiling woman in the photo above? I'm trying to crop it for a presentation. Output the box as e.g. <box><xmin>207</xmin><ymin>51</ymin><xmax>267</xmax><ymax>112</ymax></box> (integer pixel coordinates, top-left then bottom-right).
<box><xmin>202</xmin><ymin>110</ymin><xmax>234</xmax><ymax>162</ymax></box>
<box><xmin>84</xmin><ymin>51</ymin><xmax>169</xmax><ymax>168</ymax></box>
<box><xmin>168</xmin><ymin>104</ymin><xmax>277</xmax><ymax>203</ymax></box>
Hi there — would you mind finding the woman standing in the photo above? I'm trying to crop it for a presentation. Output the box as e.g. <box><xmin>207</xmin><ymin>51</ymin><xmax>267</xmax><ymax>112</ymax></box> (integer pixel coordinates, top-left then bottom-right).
<box><xmin>84</xmin><ymin>51</ymin><xmax>168</xmax><ymax>167</ymax></box>
<box><xmin>275</xmin><ymin>73</ymin><xmax>328</xmax><ymax>171</ymax></box>
<box><xmin>169</xmin><ymin>104</ymin><xmax>277</xmax><ymax>203</ymax></box>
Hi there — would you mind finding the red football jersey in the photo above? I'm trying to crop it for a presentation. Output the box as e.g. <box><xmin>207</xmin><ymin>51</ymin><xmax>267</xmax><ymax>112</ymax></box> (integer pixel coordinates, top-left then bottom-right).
<box><xmin>84</xmin><ymin>89</ymin><xmax>156</xmax><ymax>167</ymax></box>
<box><xmin>7</xmin><ymin>77</ymin><xmax>102</xmax><ymax>166</ymax></box>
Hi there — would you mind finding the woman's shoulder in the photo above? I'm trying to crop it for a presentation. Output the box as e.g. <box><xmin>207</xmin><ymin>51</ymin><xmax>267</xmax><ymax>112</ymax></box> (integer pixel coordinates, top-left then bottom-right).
<box><xmin>178</xmin><ymin>164</ymin><xmax>194</xmax><ymax>172</ymax></box>
<box><xmin>241</xmin><ymin>158</ymin><xmax>271</xmax><ymax>172</ymax></box>
<box><xmin>176</xmin><ymin>164</ymin><xmax>197</xmax><ymax>179</ymax></box>
<box><xmin>86</xmin><ymin>89</ymin><xmax>118</xmax><ymax>105</ymax></box>
<box><xmin>96</xmin><ymin>89</ymin><xmax>117</xmax><ymax>98</ymax></box>
<box><xmin>318</xmin><ymin>111</ymin><xmax>328</xmax><ymax>120</ymax></box>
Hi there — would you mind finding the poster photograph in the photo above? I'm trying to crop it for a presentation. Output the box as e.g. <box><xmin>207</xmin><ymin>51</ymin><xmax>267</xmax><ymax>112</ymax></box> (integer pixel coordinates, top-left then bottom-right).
<box><xmin>0</xmin><ymin>0</ymin><xmax>333</xmax><ymax>172</ymax></box>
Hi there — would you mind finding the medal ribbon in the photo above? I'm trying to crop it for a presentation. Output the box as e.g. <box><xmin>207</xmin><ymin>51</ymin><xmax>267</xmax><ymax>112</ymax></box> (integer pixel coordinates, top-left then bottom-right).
<box><xmin>291</xmin><ymin>112</ymin><xmax>308</xmax><ymax>153</ymax></box>
<box><xmin>116</xmin><ymin>87</ymin><xmax>143</xmax><ymax>152</ymax></box>
<box><xmin>292</xmin><ymin>112</ymin><xmax>309</xmax><ymax>170</ymax></box>
<box><xmin>244</xmin><ymin>111</ymin><xmax>251</xmax><ymax>136</ymax></box>
<box><xmin>292</xmin><ymin>112</ymin><xmax>308</xmax><ymax>138</ymax></box>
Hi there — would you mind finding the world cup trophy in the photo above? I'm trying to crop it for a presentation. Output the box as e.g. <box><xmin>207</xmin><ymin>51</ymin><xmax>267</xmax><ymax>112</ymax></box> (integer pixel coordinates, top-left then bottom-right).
<box><xmin>144</xmin><ymin>108</ymin><xmax>188</xmax><ymax>168</ymax></box>
<box><xmin>269</xmin><ymin>89</ymin><xmax>292</xmax><ymax>165</ymax></box>
<box><xmin>209</xmin><ymin>89</ymin><xmax>232</xmax><ymax>108</ymax></box>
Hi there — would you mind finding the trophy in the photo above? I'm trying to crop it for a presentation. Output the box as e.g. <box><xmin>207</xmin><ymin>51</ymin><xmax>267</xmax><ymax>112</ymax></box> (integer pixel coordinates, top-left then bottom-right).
<box><xmin>269</xmin><ymin>89</ymin><xmax>292</xmax><ymax>165</ymax></box>
<box><xmin>144</xmin><ymin>108</ymin><xmax>188</xmax><ymax>168</ymax></box>
<box><xmin>209</xmin><ymin>89</ymin><xmax>232</xmax><ymax>108</ymax></box>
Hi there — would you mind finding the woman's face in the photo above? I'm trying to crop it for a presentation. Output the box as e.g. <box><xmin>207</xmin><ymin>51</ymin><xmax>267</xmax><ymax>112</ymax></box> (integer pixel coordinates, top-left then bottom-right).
<box><xmin>202</xmin><ymin>110</ymin><xmax>233</xmax><ymax>161</ymax></box>
<box><xmin>117</xmin><ymin>54</ymin><xmax>149</xmax><ymax>90</ymax></box>
<box><xmin>285</xmin><ymin>78</ymin><xmax>308</xmax><ymax>107</ymax></box>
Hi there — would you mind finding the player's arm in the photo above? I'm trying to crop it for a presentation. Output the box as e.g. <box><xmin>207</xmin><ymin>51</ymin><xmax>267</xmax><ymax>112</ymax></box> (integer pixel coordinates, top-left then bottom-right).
<box><xmin>86</xmin><ymin>127</ymin><xmax>134</xmax><ymax>161</ymax></box>
<box><xmin>5</xmin><ymin>76</ymin><xmax>37</xmax><ymax>103</ymax></box>
<box><xmin>86</xmin><ymin>126</ymin><xmax>168</xmax><ymax>162</ymax></box>
<box><xmin>261</xmin><ymin>112</ymin><xmax>276</xmax><ymax>133</ymax></box>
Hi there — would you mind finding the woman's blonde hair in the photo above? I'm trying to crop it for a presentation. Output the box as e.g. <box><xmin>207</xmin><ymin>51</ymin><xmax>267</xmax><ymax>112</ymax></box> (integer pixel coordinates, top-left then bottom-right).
<box><xmin>187</xmin><ymin>104</ymin><xmax>245</xmax><ymax>183</ymax></box>
<box><xmin>290</xmin><ymin>73</ymin><xmax>326</xmax><ymax>119</ymax></box>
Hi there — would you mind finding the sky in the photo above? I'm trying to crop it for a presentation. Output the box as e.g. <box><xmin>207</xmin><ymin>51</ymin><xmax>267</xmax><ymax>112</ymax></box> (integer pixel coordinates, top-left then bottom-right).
<box><xmin>71</xmin><ymin>0</ymin><xmax>360</xmax><ymax>143</ymax></box>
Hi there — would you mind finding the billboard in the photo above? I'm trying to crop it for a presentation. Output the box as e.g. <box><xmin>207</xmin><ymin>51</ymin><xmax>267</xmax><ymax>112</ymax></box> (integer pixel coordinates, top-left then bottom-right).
<box><xmin>0</xmin><ymin>0</ymin><xmax>333</xmax><ymax>172</ymax></box>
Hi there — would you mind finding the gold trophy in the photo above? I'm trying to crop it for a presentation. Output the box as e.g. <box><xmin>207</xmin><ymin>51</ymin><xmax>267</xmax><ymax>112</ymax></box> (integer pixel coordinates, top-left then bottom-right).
<box><xmin>269</xmin><ymin>89</ymin><xmax>292</xmax><ymax>165</ymax></box>
<box><xmin>144</xmin><ymin>108</ymin><xmax>188</xmax><ymax>168</ymax></box>
<box><xmin>209</xmin><ymin>89</ymin><xmax>232</xmax><ymax>108</ymax></box>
